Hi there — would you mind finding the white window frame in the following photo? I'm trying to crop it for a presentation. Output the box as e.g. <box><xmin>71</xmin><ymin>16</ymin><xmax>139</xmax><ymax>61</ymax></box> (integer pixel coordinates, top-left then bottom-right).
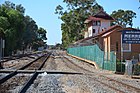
<box><xmin>93</xmin><ymin>21</ymin><xmax>101</xmax><ymax>26</ymax></box>
<box><xmin>122</xmin><ymin>44</ymin><xmax>131</xmax><ymax>52</ymax></box>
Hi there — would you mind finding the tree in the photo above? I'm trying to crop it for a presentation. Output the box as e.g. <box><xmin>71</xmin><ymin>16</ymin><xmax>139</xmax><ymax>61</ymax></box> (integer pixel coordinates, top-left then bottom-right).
<box><xmin>5</xmin><ymin>28</ymin><xmax>17</xmax><ymax>55</ymax></box>
<box><xmin>139</xmin><ymin>0</ymin><xmax>140</xmax><ymax>9</ymax></box>
<box><xmin>16</xmin><ymin>4</ymin><xmax>25</xmax><ymax>15</ymax></box>
<box><xmin>0</xmin><ymin>17</ymin><xmax>10</xmax><ymax>30</ymax></box>
<box><xmin>55</xmin><ymin>0</ymin><xmax>103</xmax><ymax>49</ymax></box>
<box><xmin>0</xmin><ymin>2</ymin><xmax>25</xmax><ymax>55</ymax></box>
<box><xmin>31</xmin><ymin>27</ymin><xmax>47</xmax><ymax>50</ymax></box>
<box><xmin>0</xmin><ymin>1</ymin><xmax>47</xmax><ymax>55</ymax></box>
<box><xmin>37</xmin><ymin>27</ymin><xmax>47</xmax><ymax>41</ymax></box>
<box><xmin>23</xmin><ymin>16</ymin><xmax>47</xmax><ymax>51</ymax></box>
<box><xmin>22</xmin><ymin>16</ymin><xmax>38</xmax><ymax>51</ymax></box>
<box><xmin>111</xmin><ymin>9</ymin><xmax>136</xmax><ymax>27</ymax></box>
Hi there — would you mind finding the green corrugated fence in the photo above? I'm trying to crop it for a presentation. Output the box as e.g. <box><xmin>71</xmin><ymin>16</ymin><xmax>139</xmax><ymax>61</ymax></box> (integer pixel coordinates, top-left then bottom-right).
<box><xmin>67</xmin><ymin>44</ymin><xmax>116</xmax><ymax>71</ymax></box>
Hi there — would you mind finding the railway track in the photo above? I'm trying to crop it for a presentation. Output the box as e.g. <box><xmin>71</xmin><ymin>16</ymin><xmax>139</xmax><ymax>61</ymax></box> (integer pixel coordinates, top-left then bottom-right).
<box><xmin>87</xmin><ymin>74</ymin><xmax>140</xmax><ymax>93</ymax></box>
<box><xmin>25</xmin><ymin>56</ymin><xmax>47</xmax><ymax>70</ymax></box>
<box><xmin>52</xmin><ymin>50</ymin><xmax>94</xmax><ymax>73</ymax></box>
<box><xmin>1</xmin><ymin>52</ymin><xmax>44</xmax><ymax>70</ymax></box>
<box><xmin>1</xmin><ymin>51</ymin><xmax>140</xmax><ymax>92</ymax></box>
<box><xmin>1</xmin><ymin>53</ymin><xmax>39</xmax><ymax>63</ymax></box>
<box><xmin>0</xmin><ymin>55</ymin><xmax>43</xmax><ymax>84</ymax></box>
<box><xmin>41</xmin><ymin>55</ymin><xmax>57</xmax><ymax>70</ymax></box>
<box><xmin>98</xmin><ymin>75</ymin><xmax>140</xmax><ymax>93</ymax></box>
<box><xmin>19</xmin><ymin>53</ymin><xmax>51</xmax><ymax>93</ymax></box>
<box><xmin>0</xmin><ymin>52</ymin><xmax>83</xmax><ymax>93</ymax></box>
<box><xmin>0</xmin><ymin>53</ymin><xmax>51</xmax><ymax>93</ymax></box>
<box><xmin>61</xmin><ymin>55</ymin><xmax>94</xmax><ymax>74</ymax></box>
<box><xmin>63</xmin><ymin>55</ymin><xmax>140</xmax><ymax>93</ymax></box>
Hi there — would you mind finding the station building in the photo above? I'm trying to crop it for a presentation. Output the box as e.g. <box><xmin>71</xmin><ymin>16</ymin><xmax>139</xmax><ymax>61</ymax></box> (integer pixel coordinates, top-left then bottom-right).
<box><xmin>74</xmin><ymin>11</ymin><xmax>140</xmax><ymax>61</ymax></box>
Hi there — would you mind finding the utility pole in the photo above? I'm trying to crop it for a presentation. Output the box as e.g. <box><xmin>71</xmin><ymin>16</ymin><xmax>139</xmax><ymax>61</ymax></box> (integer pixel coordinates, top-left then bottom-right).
<box><xmin>0</xmin><ymin>38</ymin><xmax>4</xmax><ymax>69</ymax></box>
<box><xmin>0</xmin><ymin>38</ymin><xmax>2</xmax><ymax>69</ymax></box>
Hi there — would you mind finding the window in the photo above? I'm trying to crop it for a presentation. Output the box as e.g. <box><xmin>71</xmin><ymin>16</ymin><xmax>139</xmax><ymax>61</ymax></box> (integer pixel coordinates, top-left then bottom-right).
<box><xmin>116</xmin><ymin>42</ymin><xmax>118</xmax><ymax>51</ymax></box>
<box><xmin>92</xmin><ymin>29</ymin><xmax>95</xmax><ymax>33</ymax></box>
<box><xmin>122</xmin><ymin>44</ymin><xmax>131</xmax><ymax>52</ymax></box>
<box><xmin>97</xmin><ymin>21</ymin><xmax>101</xmax><ymax>26</ymax></box>
<box><xmin>93</xmin><ymin>21</ymin><xmax>101</xmax><ymax>26</ymax></box>
<box><xmin>92</xmin><ymin>29</ymin><xmax>95</xmax><ymax>36</ymax></box>
<box><xmin>89</xmin><ymin>30</ymin><xmax>91</xmax><ymax>35</ymax></box>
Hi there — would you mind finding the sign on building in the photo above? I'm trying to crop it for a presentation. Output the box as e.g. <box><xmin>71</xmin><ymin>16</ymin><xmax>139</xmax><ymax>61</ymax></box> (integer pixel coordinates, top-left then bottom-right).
<box><xmin>122</xmin><ymin>30</ymin><xmax>140</xmax><ymax>44</ymax></box>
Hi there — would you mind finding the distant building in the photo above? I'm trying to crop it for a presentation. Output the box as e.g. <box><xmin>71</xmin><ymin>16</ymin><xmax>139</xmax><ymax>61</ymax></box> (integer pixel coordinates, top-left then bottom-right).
<box><xmin>74</xmin><ymin>11</ymin><xmax>140</xmax><ymax>61</ymax></box>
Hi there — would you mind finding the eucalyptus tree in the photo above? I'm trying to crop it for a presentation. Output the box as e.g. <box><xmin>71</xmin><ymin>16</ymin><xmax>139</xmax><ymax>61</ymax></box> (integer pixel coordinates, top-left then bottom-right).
<box><xmin>139</xmin><ymin>0</ymin><xmax>140</xmax><ymax>9</ymax></box>
<box><xmin>22</xmin><ymin>15</ymin><xmax>38</xmax><ymax>51</ymax></box>
<box><xmin>55</xmin><ymin>0</ymin><xmax>103</xmax><ymax>48</ymax></box>
<box><xmin>0</xmin><ymin>1</ymin><xmax>47</xmax><ymax>55</ymax></box>
<box><xmin>31</xmin><ymin>27</ymin><xmax>47</xmax><ymax>50</ymax></box>
<box><xmin>37</xmin><ymin>27</ymin><xmax>47</xmax><ymax>41</ymax></box>
<box><xmin>111</xmin><ymin>9</ymin><xmax>136</xmax><ymax>27</ymax></box>
<box><xmin>0</xmin><ymin>17</ymin><xmax>10</xmax><ymax>30</ymax></box>
<box><xmin>0</xmin><ymin>1</ymin><xmax>25</xmax><ymax>55</ymax></box>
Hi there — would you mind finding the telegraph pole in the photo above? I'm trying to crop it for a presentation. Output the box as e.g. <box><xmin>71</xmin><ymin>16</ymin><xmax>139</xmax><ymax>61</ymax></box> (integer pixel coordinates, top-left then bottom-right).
<box><xmin>0</xmin><ymin>38</ymin><xmax>2</xmax><ymax>69</ymax></box>
<box><xmin>0</xmin><ymin>38</ymin><xmax>4</xmax><ymax>69</ymax></box>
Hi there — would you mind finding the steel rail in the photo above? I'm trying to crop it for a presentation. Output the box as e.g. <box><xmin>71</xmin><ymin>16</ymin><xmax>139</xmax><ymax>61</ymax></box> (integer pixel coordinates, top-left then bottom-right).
<box><xmin>63</xmin><ymin>55</ymin><xmax>140</xmax><ymax>92</ymax></box>
<box><xmin>1</xmin><ymin>53</ymin><xmax>34</xmax><ymax>63</ymax></box>
<box><xmin>19</xmin><ymin>56</ymin><xmax>43</xmax><ymax>70</ymax></box>
<box><xmin>18</xmin><ymin>71</ymin><xmax>38</xmax><ymax>93</ymax></box>
<box><xmin>19</xmin><ymin>53</ymin><xmax>51</xmax><ymax>93</ymax></box>
<box><xmin>88</xmin><ymin>75</ymin><xmax>125</xmax><ymax>93</ymax></box>
<box><xmin>99</xmin><ymin>75</ymin><xmax>140</xmax><ymax>93</ymax></box>
<box><xmin>62</xmin><ymin>55</ymin><xmax>124</xmax><ymax>92</ymax></box>
<box><xmin>85</xmin><ymin>70</ymin><xmax>140</xmax><ymax>92</ymax></box>
<box><xmin>0</xmin><ymin>70</ymin><xmax>83</xmax><ymax>74</ymax></box>
<box><xmin>0</xmin><ymin>70</ymin><xmax>18</xmax><ymax>84</ymax></box>
<box><xmin>62</xmin><ymin>55</ymin><xmax>125</xmax><ymax>93</ymax></box>
<box><xmin>63</xmin><ymin>56</ymin><xmax>94</xmax><ymax>73</ymax></box>
<box><xmin>0</xmin><ymin>55</ymin><xmax>43</xmax><ymax>84</ymax></box>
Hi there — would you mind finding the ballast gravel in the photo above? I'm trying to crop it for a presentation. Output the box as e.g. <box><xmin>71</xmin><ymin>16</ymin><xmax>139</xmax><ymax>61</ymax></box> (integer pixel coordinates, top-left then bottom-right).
<box><xmin>1</xmin><ymin>50</ymin><xmax>140</xmax><ymax>93</ymax></box>
<box><xmin>27</xmin><ymin>74</ymin><xmax>117</xmax><ymax>93</ymax></box>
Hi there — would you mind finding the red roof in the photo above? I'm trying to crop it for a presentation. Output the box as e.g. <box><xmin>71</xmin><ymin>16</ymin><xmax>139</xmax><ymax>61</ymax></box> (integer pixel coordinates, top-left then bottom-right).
<box><xmin>94</xmin><ymin>11</ymin><xmax>114</xmax><ymax>20</ymax></box>
<box><xmin>84</xmin><ymin>11</ymin><xmax>114</xmax><ymax>23</ymax></box>
<box><xmin>88</xmin><ymin>16</ymin><xmax>103</xmax><ymax>21</ymax></box>
<box><xmin>101</xmin><ymin>27</ymin><xmax>139</xmax><ymax>37</ymax></box>
<box><xmin>75</xmin><ymin>25</ymin><xmax>122</xmax><ymax>44</ymax></box>
<box><xmin>98</xmin><ymin>25</ymin><xmax>122</xmax><ymax>36</ymax></box>
<box><xmin>84</xmin><ymin>16</ymin><xmax>104</xmax><ymax>23</ymax></box>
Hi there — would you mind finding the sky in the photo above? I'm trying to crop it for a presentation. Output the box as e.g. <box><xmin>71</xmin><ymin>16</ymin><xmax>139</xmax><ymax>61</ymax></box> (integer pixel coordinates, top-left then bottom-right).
<box><xmin>0</xmin><ymin>0</ymin><xmax>140</xmax><ymax>45</ymax></box>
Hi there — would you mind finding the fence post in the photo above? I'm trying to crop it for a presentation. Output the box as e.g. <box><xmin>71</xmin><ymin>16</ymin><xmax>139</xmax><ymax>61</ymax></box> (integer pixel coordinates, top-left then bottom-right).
<box><xmin>102</xmin><ymin>51</ymin><xmax>105</xmax><ymax>70</ymax></box>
